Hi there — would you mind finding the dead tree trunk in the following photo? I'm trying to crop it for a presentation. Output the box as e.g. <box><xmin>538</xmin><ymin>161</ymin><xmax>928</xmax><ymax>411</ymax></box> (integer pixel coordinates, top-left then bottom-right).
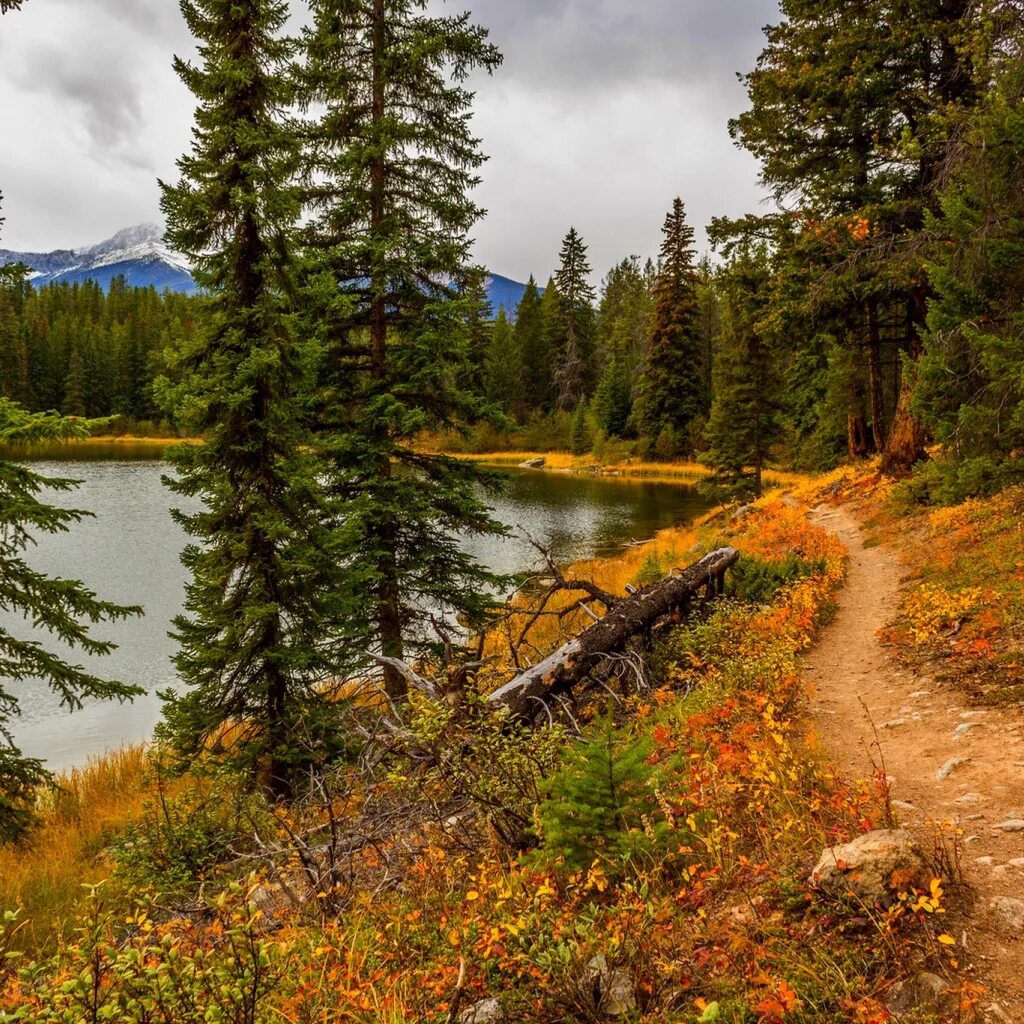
<box><xmin>488</xmin><ymin>547</ymin><xmax>739</xmax><ymax>719</ymax></box>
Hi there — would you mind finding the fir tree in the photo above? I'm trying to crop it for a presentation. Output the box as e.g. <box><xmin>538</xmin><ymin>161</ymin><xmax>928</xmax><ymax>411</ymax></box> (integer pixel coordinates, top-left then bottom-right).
<box><xmin>539</xmin><ymin>277</ymin><xmax>567</xmax><ymax>409</ymax></box>
<box><xmin>704</xmin><ymin>249</ymin><xmax>782</xmax><ymax>498</ymax></box>
<box><xmin>593</xmin><ymin>341</ymin><xmax>632</xmax><ymax>438</ymax></box>
<box><xmin>539</xmin><ymin>716</ymin><xmax>660</xmax><ymax>873</ymax></box>
<box><xmin>158</xmin><ymin>0</ymin><xmax>335</xmax><ymax>794</ymax></box>
<box><xmin>596</xmin><ymin>256</ymin><xmax>654</xmax><ymax>386</ymax></box>
<box><xmin>634</xmin><ymin>199</ymin><xmax>706</xmax><ymax>450</ymax></box>
<box><xmin>483</xmin><ymin>307</ymin><xmax>518</xmax><ymax>413</ymax></box>
<box><xmin>552</xmin><ymin>228</ymin><xmax>597</xmax><ymax>410</ymax></box>
<box><xmin>61</xmin><ymin>341</ymin><xmax>86</xmax><ymax>417</ymax></box>
<box><xmin>512</xmin><ymin>276</ymin><xmax>547</xmax><ymax>417</ymax></box>
<box><xmin>303</xmin><ymin>0</ymin><xmax>507</xmax><ymax>702</ymax></box>
<box><xmin>0</xmin><ymin>401</ymin><xmax>142</xmax><ymax>839</ymax></box>
<box><xmin>569</xmin><ymin>400</ymin><xmax>592</xmax><ymax>455</ymax></box>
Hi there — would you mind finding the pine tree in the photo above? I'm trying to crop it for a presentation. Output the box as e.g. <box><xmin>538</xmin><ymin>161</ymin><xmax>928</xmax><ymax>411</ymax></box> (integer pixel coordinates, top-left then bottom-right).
<box><xmin>593</xmin><ymin>339</ymin><xmax>632</xmax><ymax>438</ymax></box>
<box><xmin>552</xmin><ymin>228</ymin><xmax>597</xmax><ymax>410</ymax></box>
<box><xmin>483</xmin><ymin>307</ymin><xmax>518</xmax><ymax>413</ymax></box>
<box><xmin>0</xmin><ymin>401</ymin><xmax>142</xmax><ymax>839</ymax></box>
<box><xmin>634</xmin><ymin>199</ymin><xmax>706</xmax><ymax>450</ymax></box>
<box><xmin>61</xmin><ymin>341</ymin><xmax>86</xmax><ymax>417</ymax></box>
<box><xmin>303</xmin><ymin>0</ymin><xmax>507</xmax><ymax>702</ymax></box>
<box><xmin>158</xmin><ymin>0</ymin><xmax>335</xmax><ymax>794</ymax></box>
<box><xmin>539</xmin><ymin>277</ymin><xmax>567</xmax><ymax>409</ymax></box>
<box><xmin>596</xmin><ymin>256</ymin><xmax>654</xmax><ymax>386</ymax></box>
<box><xmin>539</xmin><ymin>716</ymin><xmax>659</xmax><ymax>873</ymax></box>
<box><xmin>569</xmin><ymin>400</ymin><xmax>592</xmax><ymax>455</ymax></box>
<box><xmin>917</xmin><ymin>56</ymin><xmax>1024</xmax><ymax>497</ymax></box>
<box><xmin>512</xmin><ymin>276</ymin><xmax>547</xmax><ymax>417</ymax></box>
<box><xmin>704</xmin><ymin>249</ymin><xmax>782</xmax><ymax>498</ymax></box>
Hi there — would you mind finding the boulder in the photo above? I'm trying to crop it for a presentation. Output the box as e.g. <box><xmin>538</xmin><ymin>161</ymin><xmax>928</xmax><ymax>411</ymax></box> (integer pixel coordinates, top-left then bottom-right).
<box><xmin>885</xmin><ymin>971</ymin><xmax>955</xmax><ymax>1018</ymax></box>
<box><xmin>586</xmin><ymin>955</ymin><xmax>636</xmax><ymax>1017</ymax></box>
<box><xmin>990</xmin><ymin>896</ymin><xmax>1024</xmax><ymax>935</ymax></box>
<box><xmin>459</xmin><ymin>997</ymin><xmax>504</xmax><ymax>1023</ymax></box>
<box><xmin>519</xmin><ymin>457</ymin><xmax>546</xmax><ymax>469</ymax></box>
<box><xmin>812</xmin><ymin>829</ymin><xmax>929</xmax><ymax>903</ymax></box>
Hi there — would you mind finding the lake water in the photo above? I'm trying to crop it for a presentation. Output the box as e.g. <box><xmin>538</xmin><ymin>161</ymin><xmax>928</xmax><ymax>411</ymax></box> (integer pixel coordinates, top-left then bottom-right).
<box><xmin>4</xmin><ymin>458</ymin><xmax>712</xmax><ymax>771</ymax></box>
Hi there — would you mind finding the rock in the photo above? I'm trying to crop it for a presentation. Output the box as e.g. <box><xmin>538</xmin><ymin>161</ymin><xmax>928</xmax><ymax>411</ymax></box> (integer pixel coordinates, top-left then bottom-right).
<box><xmin>1009</xmin><ymin>858</ymin><xmax>1024</xmax><ymax>869</ymax></box>
<box><xmin>954</xmin><ymin>722</ymin><xmax>984</xmax><ymax>739</ymax></box>
<box><xmin>731</xmin><ymin>504</ymin><xmax>756</xmax><ymax>522</ymax></box>
<box><xmin>811</xmin><ymin>830</ymin><xmax>928</xmax><ymax>903</ymax></box>
<box><xmin>586</xmin><ymin>955</ymin><xmax>636</xmax><ymax>1017</ymax></box>
<box><xmin>937</xmin><ymin>756</ymin><xmax>971</xmax><ymax>781</ymax></box>
<box><xmin>885</xmin><ymin>971</ymin><xmax>955</xmax><ymax>1018</ymax></box>
<box><xmin>976</xmin><ymin>856</ymin><xmax>995</xmax><ymax>866</ymax></box>
<box><xmin>892</xmin><ymin>799</ymin><xmax>919</xmax><ymax>814</ymax></box>
<box><xmin>881</xmin><ymin>719</ymin><xmax>908</xmax><ymax>730</ymax></box>
<box><xmin>908</xmin><ymin>690</ymin><xmax>931</xmax><ymax>699</ymax></box>
<box><xmin>990</xmin><ymin>896</ymin><xmax>1024</xmax><ymax>935</ymax></box>
<box><xmin>993</xmin><ymin>819</ymin><xmax>1024</xmax><ymax>833</ymax></box>
<box><xmin>519</xmin><ymin>457</ymin><xmax>546</xmax><ymax>470</ymax></box>
<box><xmin>955</xmin><ymin>793</ymin><xmax>985</xmax><ymax>807</ymax></box>
<box><xmin>459</xmin><ymin>997</ymin><xmax>504</xmax><ymax>1024</ymax></box>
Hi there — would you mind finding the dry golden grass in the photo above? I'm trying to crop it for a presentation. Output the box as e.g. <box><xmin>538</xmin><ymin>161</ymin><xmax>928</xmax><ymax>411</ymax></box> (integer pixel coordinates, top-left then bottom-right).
<box><xmin>454</xmin><ymin>449</ymin><xmax>804</xmax><ymax>488</ymax></box>
<box><xmin>0</xmin><ymin>746</ymin><xmax>154</xmax><ymax>949</ymax></box>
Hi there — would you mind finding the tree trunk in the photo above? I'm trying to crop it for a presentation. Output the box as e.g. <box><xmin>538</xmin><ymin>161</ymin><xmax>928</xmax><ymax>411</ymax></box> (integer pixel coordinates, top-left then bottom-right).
<box><xmin>488</xmin><ymin>547</ymin><xmax>739</xmax><ymax>719</ymax></box>
<box><xmin>370</xmin><ymin>0</ymin><xmax>406</xmax><ymax>702</ymax></box>
<box><xmin>880</xmin><ymin>291</ymin><xmax>928</xmax><ymax>475</ymax></box>
<box><xmin>866</xmin><ymin>299</ymin><xmax>886</xmax><ymax>452</ymax></box>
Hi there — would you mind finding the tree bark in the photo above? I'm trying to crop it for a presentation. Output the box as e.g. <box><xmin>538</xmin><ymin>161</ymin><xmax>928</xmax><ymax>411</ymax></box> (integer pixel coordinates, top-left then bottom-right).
<box><xmin>488</xmin><ymin>547</ymin><xmax>739</xmax><ymax>719</ymax></box>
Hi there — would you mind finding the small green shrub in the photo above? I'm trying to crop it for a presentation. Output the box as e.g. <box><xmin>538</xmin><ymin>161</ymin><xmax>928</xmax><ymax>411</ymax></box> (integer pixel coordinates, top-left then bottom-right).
<box><xmin>728</xmin><ymin>553</ymin><xmax>825</xmax><ymax>606</ymax></box>
<box><xmin>538</xmin><ymin>716</ymin><xmax>664</xmax><ymax>873</ymax></box>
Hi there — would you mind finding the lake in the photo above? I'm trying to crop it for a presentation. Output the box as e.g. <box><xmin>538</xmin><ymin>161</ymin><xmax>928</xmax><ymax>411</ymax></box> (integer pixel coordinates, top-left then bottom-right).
<box><xmin>4</xmin><ymin>457</ymin><xmax>712</xmax><ymax>771</ymax></box>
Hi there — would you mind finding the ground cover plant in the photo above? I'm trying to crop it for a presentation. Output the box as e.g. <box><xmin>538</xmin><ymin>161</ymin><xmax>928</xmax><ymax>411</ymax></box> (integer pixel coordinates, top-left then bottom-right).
<box><xmin>0</xmin><ymin>491</ymin><xmax>973</xmax><ymax>1023</ymax></box>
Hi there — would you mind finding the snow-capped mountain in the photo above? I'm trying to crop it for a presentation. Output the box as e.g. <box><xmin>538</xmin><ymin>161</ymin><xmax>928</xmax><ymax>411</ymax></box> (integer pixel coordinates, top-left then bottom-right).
<box><xmin>0</xmin><ymin>224</ymin><xmax>530</xmax><ymax>312</ymax></box>
<box><xmin>0</xmin><ymin>223</ymin><xmax>198</xmax><ymax>294</ymax></box>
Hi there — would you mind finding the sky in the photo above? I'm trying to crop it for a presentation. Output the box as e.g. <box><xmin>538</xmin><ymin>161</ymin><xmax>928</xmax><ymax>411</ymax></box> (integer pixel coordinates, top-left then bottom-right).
<box><xmin>0</xmin><ymin>0</ymin><xmax>779</xmax><ymax>284</ymax></box>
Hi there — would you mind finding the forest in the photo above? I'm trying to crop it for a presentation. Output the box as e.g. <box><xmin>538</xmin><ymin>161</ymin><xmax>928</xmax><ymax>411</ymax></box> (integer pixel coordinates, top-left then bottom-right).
<box><xmin>1</xmin><ymin>0</ymin><xmax>1023</xmax><ymax>1021</ymax></box>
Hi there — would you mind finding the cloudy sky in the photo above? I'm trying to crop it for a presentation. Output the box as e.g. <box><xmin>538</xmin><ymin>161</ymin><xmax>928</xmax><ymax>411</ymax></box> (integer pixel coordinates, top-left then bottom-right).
<box><xmin>0</xmin><ymin>0</ymin><xmax>778</xmax><ymax>283</ymax></box>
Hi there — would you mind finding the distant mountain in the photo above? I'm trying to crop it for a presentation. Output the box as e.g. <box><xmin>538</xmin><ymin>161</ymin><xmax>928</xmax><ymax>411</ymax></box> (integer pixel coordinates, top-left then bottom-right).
<box><xmin>0</xmin><ymin>224</ymin><xmax>530</xmax><ymax>314</ymax></box>
<box><xmin>0</xmin><ymin>223</ymin><xmax>197</xmax><ymax>294</ymax></box>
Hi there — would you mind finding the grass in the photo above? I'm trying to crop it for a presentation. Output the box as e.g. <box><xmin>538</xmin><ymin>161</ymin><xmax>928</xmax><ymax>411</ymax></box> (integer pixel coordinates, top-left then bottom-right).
<box><xmin>0</xmin><ymin>746</ymin><xmax>155</xmax><ymax>950</ymax></box>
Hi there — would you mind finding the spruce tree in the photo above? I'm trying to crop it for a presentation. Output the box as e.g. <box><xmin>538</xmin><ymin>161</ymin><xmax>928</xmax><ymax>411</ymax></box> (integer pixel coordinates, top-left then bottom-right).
<box><xmin>539</xmin><ymin>277</ymin><xmax>567</xmax><ymax>410</ymax></box>
<box><xmin>540</xmin><ymin>716</ymin><xmax>659</xmax><ymax>873</ymax></box>
<box><xmin>61</xmin><ymin>342</ymin><xmax>87</xmax><ymax>417</ymax></box>
<box><xmin>512</xmin><ymin>276</ymin><xmax>547</xmax><ymax>417</ymax></box>
<box><xmin>593</xmin><ymin>339</ymin><xmax>632</xmax><ymax>438</ymax></box>
<box><xmin>158</xmin><ymin>0</ymin><xmax>335</xmax><ymax>794</ymax></box>
<box><xmin>596</xmin><ymin>256</ymin><xmax>654</xmax><ymax>385</ymax></box>
<box><xmin>0</xmin><ymin>401</ymin><xmax>142</xmax><ymax>839</ymax></box>
<box><xmin>634</xmin><ymin>199</ymin><xmax>706</xmax><ymax>450</ymax></box>
<box><xmin>302</xmin><ymin>0</ymin><xmax>507</xmax><ymax>702</ymax></box>
<box><xmin>483</xmin><ymin>307</ymin><xmax>518</xmax><ymax>414</ymax></box>
<box><xmin>552</xmin><ymin>228</ymin><xmax>597</xmax><ymax>410</ymax></box>
<box><xmin>704</xmin><ymin>249</ymin><xmax>782</xmax><ymax>498</ymax></box>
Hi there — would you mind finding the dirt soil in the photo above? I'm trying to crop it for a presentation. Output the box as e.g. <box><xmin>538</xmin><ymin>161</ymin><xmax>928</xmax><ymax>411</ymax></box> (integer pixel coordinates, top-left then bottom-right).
<box><xmin>802</xmin><ymin>502</ymin><xmax>1024</xmax><ymax>1023</ymax></box>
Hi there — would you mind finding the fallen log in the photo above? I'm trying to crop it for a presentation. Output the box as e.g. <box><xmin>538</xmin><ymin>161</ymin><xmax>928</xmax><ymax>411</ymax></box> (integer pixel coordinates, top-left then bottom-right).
<box><xmin>487</xmin><ymin>546</ymin><xmax>739</xmax><ymax>718</ymax></box>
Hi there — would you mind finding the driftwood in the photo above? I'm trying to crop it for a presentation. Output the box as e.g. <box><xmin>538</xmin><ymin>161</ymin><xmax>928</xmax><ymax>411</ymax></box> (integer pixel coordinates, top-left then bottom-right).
<box><xmin>487</xmin><ymin>547</ymin><xmax>739</xmax><ymax>718</ymax></box>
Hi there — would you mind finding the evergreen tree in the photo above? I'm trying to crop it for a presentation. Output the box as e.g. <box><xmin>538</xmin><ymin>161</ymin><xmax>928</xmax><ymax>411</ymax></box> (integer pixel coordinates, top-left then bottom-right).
<box><xmin>303</xmin><ymin>0</ymin><xmax>507</xmax><ymax>702</ymax></box>
<box><xmin>633</xmin><ymin>199</ymin><xmax>706</xmax><ymax>450</ymax></box>
<box><xmin>158</xmin><ymin>0</ymin><xmax>335</xmax><ymax>794</ymax></box>
<box><xmin>596</xmin><ymin>256</ymin><xmax>654</xmax><ymax>387</ymax></box>
<box><xmin>539</xmin><ymin>716</ymin><xmax>659</xmax><ymax>873</ymax></box>
<box><xmin>0</xmin><ymin>401</ymin><xmax>142</xmax><ymax>839</ymax></box>
<box><xmin>917</xmin><ymin>56</ymin><xmax>1024</xmax><ymax>497</ymax></box>
<box><xmin>512</xmin><ymin>276</ymin><xmax>547</xmax><ymax>418</ymax></box>
<box><xmin>569</xmin><ymin>400</ymin><xmax>592</xmax><ymax>455</ymax></box>
<box><xmin>61</xmin><ymin>341</ymin><xmax>86</xmax><ymax>417</ymax></box>
<box><xmin>593</xmin><ymin>341</ymin><xmax>632</xmax><ymax>438</ymax></box>
<box><xmin>483</xmin><ymin>307</ymin><xmax>518</xmax><ymax>413</ymax></box>
<box><xmin>552</xmin><ymin>228</ymin><xmax>597</xmax><ymax>410</ymax></box>
<box><xmin>704</xmin><ymin>250</ymin><xmax>783</xmax><ymax>498</ymax></box>
<box><xmin>539</xmin><ymin>277</ymin><xmax>567</xmax><ymax>409</ymax></box>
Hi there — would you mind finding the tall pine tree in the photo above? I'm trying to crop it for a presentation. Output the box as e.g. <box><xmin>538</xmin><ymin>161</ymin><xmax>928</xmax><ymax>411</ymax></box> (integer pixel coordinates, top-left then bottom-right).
<box><xmin>552</xmin><ymin>228</ymin><xmax>597</xmax><ymax>410</ymax></box>
<box><xmin>158</xmin><ymin>0</ymin><xmax>335</xmax><ymax>794</ymax></box>
<box><xmin>512</xmin><ymin>276</ymin><xmax>547</xmax><ymax>418</ymax></box>
<box><xmin>634</xmin><ymin>199</ymin><xmax>706</xmax><ymax>451</ymax></box>
<box><xmin>303</xmin><ymin>0</ymin><xmax>507</xmax><ymax>702</ymax></box>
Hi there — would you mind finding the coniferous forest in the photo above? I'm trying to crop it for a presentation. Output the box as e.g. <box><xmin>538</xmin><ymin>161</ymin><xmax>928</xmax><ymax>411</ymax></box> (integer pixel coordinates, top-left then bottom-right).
<box><xmin>2</xmin><ymin>1</ymin><xmax>1024</xmax><ymax>1021</ymax></box>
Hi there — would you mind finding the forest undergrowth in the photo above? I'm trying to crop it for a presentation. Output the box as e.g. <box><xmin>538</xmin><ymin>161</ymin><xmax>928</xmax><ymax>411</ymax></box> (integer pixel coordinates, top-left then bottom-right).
<box><xmin>0</xmin><ymin>480</ymin><xmax>981</xmax><ymax>1023</ymax></box>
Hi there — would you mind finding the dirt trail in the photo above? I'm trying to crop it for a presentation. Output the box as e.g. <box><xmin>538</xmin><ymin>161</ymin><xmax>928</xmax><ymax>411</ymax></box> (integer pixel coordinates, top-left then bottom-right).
<box><xmin>802</xmin><ymin>503</ymin><xmax>1024</xmax><ymax>1023</ymax></box>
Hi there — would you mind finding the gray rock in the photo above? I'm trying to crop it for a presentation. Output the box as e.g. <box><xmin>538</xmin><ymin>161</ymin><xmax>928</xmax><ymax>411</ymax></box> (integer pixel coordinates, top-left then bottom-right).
<box><xmin>885</xmin><ymin>971</ymin><xmax>955</xmax><ymax>1017</ymax></box>
<box><xmin>937</xmin><ymin>756</ymin><xmax>971</xmax><ymax>781</ymax></box>
<box><xmin>459</xmin><ymin>998</ymin><xmax>504</xmax><ymax>1024</ymax></box>
<box><xmin>518</xmin><ymin>457</ymin><xmax>546</xmax><ymax>470</ymax></box>
<box><xmin>881</xmin><ymin>719</ymin><xmax>908</xmax><ymax>730</ymax></box>
<box><xmin>990</xmin><ymin>896</ymin><xmax>1024</xmax><ymax>935</ymax></box>
<box><xmin>586</xmin><ymin>955</ymin><xmax>636</xmax><ymax>1017</ymax></box>
<box><xmin>993</xmin><ymin>819</ymin><xmax>1024</xmax><ymax>833</ymax></box>
<box><xmin>812</xmin><ymin>830</ymin><xmax>928</xmax><ymax>903</ymax></box>
<box><xmin>954</xmin><ymin>792</ymin><xmax>985</xmax><ymax>806</ymax></box>
<box><xmin>953</xmin><ymin>722</ymin><xmax>984</xmax><ymax>739</ymax></box>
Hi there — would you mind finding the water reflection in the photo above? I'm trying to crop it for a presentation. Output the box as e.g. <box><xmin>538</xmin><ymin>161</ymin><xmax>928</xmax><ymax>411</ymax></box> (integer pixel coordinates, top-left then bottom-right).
<box><xmin>3</xmin><ymin>460</ymin><xmax>711</xmax><ymax>770</ymax></box>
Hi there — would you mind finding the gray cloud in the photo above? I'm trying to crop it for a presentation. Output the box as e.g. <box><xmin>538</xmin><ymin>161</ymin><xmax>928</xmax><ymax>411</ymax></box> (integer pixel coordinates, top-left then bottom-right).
<box><xmin>11</xmin><ymin>40</ymin><xmax>144</xmax><ymax>151</ymax></box>
<box><xmin>1</xmin><ymin>0</ymin><xmax>779</xmax><ymax>278</ymax></box>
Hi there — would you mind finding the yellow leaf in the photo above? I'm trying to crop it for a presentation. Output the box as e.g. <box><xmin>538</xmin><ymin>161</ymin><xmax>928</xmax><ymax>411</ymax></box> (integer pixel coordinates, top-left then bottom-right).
<box><xmin>938</xmin><ymin>934</ymin><xmax>956</xmax><ymax>946</ymax></box>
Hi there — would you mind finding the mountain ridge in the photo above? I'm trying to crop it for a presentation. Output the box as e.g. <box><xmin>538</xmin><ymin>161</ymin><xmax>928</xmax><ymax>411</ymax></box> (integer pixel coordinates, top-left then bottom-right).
<box><xmin>0</xmin><ymin>224</ymin><xmax>529</xmax><ymax>314</ymax></box>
